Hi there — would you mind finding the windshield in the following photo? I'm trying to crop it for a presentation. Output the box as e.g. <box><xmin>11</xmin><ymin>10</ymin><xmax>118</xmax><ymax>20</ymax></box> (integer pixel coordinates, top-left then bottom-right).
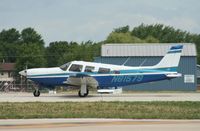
<box><xmin>60</xmin><ymin>62</ymin><xmax>71</xmax><ymax>71</ymax></box>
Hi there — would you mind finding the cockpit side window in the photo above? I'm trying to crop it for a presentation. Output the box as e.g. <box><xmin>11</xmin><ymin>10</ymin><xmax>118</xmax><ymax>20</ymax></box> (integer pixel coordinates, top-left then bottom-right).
<box><xmin>60</xmin><ymin>62</ymin><xmax>71</xmax><ymax>71</ymax></box>
<box><xmin>69</xmin><ymin>64</ymin><xmax>83</xmax><ymax>72</ymax></box>
<box><xmin>84</xmin><ymin>66</ymin><xmax>95</xmax><ymax>72</ymax></box>
<box><xmin>98</xmin><ymin>68</ymin><xmax>110</xmax><ymax>73</ymax></box>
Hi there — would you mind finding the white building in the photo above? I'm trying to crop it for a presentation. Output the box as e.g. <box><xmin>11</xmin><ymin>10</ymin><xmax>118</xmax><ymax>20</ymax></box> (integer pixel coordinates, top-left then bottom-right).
<box><xmin>0</xmin><ymin>63</ymin><xmax>15</xmax><ymax>91</ymax></box>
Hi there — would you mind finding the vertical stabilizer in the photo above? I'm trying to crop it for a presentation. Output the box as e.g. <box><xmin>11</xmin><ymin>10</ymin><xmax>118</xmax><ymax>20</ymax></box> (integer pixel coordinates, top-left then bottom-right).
<box><xmin>154</xmin><ymin>45</ymin><xmax>183</xmax><ymax>71</ymax></box>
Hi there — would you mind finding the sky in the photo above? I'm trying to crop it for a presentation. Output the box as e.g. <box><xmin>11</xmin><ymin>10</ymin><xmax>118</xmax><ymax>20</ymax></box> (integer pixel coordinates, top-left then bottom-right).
<box><xmin>0</xmin><ymin>0</ymin><xmax>200</xmax><ymax>45</ymax></box>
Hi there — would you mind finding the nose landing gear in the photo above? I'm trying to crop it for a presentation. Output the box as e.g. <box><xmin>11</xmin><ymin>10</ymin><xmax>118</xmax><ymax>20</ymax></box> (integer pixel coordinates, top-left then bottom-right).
<box><xmin>33</xmin><ymin>89</ymin><xmax>40</xmax><ymax>97</ymax></box>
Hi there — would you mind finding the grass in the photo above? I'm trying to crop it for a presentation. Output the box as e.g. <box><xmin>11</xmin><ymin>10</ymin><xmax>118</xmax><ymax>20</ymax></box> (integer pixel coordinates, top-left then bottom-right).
<box><xmin>0</xmin><ymin>102</ymin><xmax>200</xmax><ymax>119</ymax></box>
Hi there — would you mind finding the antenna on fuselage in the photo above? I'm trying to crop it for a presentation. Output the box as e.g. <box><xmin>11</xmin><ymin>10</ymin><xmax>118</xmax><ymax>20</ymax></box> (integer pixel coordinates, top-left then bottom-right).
<box><xmin>122</xmin><ymin>57</ymin><xmax>130</xmax><ymax>66</ymax></box>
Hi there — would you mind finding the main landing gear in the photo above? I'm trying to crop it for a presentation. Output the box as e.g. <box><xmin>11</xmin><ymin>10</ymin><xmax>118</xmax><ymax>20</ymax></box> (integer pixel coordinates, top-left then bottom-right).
<box><xmin>78</xmin><ymin>89</ymin><xmax>89</xmax><ymax>97</ymax></box>
<box><xmin>78</xmin><ymin>77</ymin><xmax>89</xmax><ymax>97</ymax></box>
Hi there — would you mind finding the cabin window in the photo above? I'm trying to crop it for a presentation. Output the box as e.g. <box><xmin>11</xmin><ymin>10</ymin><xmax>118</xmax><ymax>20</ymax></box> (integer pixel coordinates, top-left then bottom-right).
<box><xmin>69</xmin><ymin>64</ymin><xmax>83</xmax><ymax>72</ymax></box>
<box><xmin>98</xmin><ymin>68</ymin><xmax>110</xmax><ymax>73</ymax></box>
<box><xmin>113</xmin><ymin>70</ymin><xmax>120</xmax><ymax>74</ymax></box>
<box><xmin>60</xmin><ymin>62</ymin><xmax>71</xmax><ymax>71</ymax></box>
<box><xmin>85</xmin><ymin>66</ymin><xmax>95</xmax><ymax>72</ymax></box>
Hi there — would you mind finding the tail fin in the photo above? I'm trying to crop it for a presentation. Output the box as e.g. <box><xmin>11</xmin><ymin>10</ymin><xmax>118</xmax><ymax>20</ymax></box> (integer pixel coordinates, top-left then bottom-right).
<box><xmin>154</xmin><ymin>45</ymin><xmax>183</xmax><ymax>72</ymax></box>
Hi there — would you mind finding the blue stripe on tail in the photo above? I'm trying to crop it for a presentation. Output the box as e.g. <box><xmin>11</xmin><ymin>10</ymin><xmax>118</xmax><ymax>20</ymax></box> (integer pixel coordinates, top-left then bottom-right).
<box><xmin>170</xmin><ymin>45</ymin><xmax>183</xmax><ymax>50</ymax></box>
<box><xmin>168</xmin><ymin>45</ymin><xmax>183</xmax><ymax>53</ymax></box>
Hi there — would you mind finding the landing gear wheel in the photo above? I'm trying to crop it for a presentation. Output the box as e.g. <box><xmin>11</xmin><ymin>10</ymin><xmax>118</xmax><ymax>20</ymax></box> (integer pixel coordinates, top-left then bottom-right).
<box><xmin>33</xmin><ymin>90</ymin><xmax>40</xmax><ymax>97</ymax></box>
<box><xmin>78</xmin><ymin>89</ymin><xmax>89</xmax><ymax>97</ymax></box>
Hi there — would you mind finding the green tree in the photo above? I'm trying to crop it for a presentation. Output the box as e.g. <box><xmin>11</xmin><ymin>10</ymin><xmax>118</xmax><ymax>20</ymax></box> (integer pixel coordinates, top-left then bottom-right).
<box><xmin>21</xmin><ymin>28</ymin><xmax>44</xmax><ymax>44</ymax></box>
<box><xmin>145</xmin><ymin>36</ymin><xmax>159</xmax><ymax>43</ymax></box>
<box><xmin>76</xmin><ymin>41</ymin><xmax>99</xmax><ymax>61</ymax></box>
<box><xmin>131</xmin><ymin>23</ymin><xmax>190</xmax><ymax>43</ymax></box>
<box><xmin>57</xmin><ymin>41</ymin><xmax>97</xmax><ymax>65</ymax></box>
<box><xmin>46</xmin><ymin>41</ymin><xmax>101</xmax><ymax>67</ymax></box>
<box><xmin>106</xmin><ymin>32</ymin><xmax>144</xmax><ymax>43</ymax></box>
<box><xmin>16</xmin><ymin>43</ymin><xmax>46</xmax><ymax>72</ymax></box>
<box><xmin>0</xmin><ymin>28</ymin><xmax>21</xmax><ymax>62</ymax></box>
<box><xmin>0</xmin><ymin>52</ymin><xmax>3</xmax><ymax>62</ymax></box>
<box><xmin>15</xmin><ymin>28</ymin><xmax>46</xmax><ymax>71</ymax></box>
<box><xmin>131</xmin><ymin>23</ymin><xmax>200</xmax><ymax>63</ymax></box>
<box><xmin>114</xmin><ymin>25</ymin><xmax>130</xmax><ymax>33</ymax></box>
<box><xmin>0</xmin><ymin>28</ymin><xmax>20</xmax><ymax>43</ymax></box>
<box><xmin>46</xmin><ymin>41</ymin><xmax>76</xmax><ymax>67</ymax></box>
<box><xmin>0</xmin><ymin>28</ymin><xmax>20</xmax><ymax>62</ymax></box>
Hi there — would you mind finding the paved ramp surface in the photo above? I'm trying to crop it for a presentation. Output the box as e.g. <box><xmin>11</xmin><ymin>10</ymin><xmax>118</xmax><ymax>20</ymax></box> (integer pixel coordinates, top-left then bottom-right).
<box><xmin>0</xmin><ymin>119</ymin><xmax>200</xmax><ymax>131</ymax></box>
<box><xmin>0</xmin><ymin>92</ymin><xmax>200</xmax><ymax>102</ymax></box>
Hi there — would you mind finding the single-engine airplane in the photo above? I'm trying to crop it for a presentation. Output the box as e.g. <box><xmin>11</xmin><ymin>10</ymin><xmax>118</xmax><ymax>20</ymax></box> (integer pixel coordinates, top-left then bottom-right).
<box><xmin>19</xmin><ymin>45</ymin><xmax>183</xmax><ymax>97</ymax></box>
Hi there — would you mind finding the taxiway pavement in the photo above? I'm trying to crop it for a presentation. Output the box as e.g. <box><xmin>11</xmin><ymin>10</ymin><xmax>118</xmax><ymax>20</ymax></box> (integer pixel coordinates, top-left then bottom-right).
<box><xmin>0</xmin><ymin>92</ymin><xmax>200</xmax><ymax>102</ymax></box>
<box><xmin>0</xmin><ymin>119</ymin><xmax>200</xmax><ymax>131</ymax></box>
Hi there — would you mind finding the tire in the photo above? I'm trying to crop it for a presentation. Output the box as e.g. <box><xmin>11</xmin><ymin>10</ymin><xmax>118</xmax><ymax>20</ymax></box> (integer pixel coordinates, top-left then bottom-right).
<box><xmin>33</xmin><ymin>90</ymin><xmax>40</xmax><ymax>97</ymax></box>
<box><xmin>78</xmin><ymin>89</ymin><xmax>89</xmax><ymax>97</ymax></box>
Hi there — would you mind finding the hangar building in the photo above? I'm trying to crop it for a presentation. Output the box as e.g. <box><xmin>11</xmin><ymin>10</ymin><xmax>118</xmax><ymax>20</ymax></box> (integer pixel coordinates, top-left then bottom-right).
<box><xmin>95</xmin><ymin>43</ymin><xmax>197</xmax><ymax>91</ymax></box>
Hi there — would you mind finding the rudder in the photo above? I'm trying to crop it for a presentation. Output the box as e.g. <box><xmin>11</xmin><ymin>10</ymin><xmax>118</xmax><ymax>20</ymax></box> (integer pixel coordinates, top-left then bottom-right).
<box><xmin>154</xmin><ymin>45</ymin><xmax>183</xmax><ymax>71</ymax></box>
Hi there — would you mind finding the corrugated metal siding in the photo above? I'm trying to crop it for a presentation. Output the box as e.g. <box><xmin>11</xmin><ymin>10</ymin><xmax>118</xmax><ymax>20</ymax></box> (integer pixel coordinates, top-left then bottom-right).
<box><xmin>94</xmin><ymin>56</ymin><xmax>197</xmax><ymax>91</ymax></box>
<box><xmin>102</xmin><ymin>43</ymin><xmax>196</xmax><ymax>57</ymax></box>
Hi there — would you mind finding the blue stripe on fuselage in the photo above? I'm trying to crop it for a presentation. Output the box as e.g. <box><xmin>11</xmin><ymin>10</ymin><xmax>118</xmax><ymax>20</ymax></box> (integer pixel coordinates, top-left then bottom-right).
<box><xmin>29</xmin><ymin>77</ymin><xmax>67</xmax><ymax>86</ymax></box>
<box><xmin>94</xmin><ymin>74</ymin><xmax>167</xmax><ymax>87</ymax></box>
<box><xmin>29</xmin><ymin>73</ymin><xmax>168</xmax><ymax>87</ymax></box>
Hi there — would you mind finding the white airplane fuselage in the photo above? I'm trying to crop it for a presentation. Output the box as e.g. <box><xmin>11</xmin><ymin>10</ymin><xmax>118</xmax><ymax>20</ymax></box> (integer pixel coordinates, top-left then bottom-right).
<box><xmin>19</xmin><ymin>45</ymin><xmax>183</xmax><ymax>97</ymax></box>
<box><xmin>19</xmin><ymin>61</ymin><xmax>180</xmax><ymax>87</ymax></box>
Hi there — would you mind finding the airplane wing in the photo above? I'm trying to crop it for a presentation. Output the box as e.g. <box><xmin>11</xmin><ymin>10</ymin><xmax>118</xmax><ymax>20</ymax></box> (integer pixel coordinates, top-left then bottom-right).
<box><xmin>63</xmin><ymin>73</ymin><xmax>99</xmax><ymax>88</ymax></box>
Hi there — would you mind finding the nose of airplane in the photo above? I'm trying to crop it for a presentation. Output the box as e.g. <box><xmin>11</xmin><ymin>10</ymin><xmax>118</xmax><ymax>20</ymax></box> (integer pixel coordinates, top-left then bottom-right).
<box><xmin>19</xmin><ymin>70</ymin><xmax>27</xmax><ymax>76</ymax></box>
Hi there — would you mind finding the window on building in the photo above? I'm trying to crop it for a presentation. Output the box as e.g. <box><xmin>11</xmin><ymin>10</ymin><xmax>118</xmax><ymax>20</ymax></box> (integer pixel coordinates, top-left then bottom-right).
<box><xmin>98</xmin><ymin>68</ymin><xmax>110</xmax><ymax>73</ymax></box>
<box><xmin>84</xmin><ymin>66</ymin><xmax>95</xmax><ymax>72</ymax></box>
<box><xmin>1</xmin><ymin>72</ymin><xmax>4</xmax><ymax>76</ymax></box>
<box><xmin>69</xmin><ymin>64</ymin><xmax>83</xmax><ymax>72</ymax></box>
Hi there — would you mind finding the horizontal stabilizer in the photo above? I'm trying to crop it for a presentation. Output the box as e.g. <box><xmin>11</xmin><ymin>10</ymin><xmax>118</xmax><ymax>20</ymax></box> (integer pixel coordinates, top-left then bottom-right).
<box><xmin>166</xmin><ymin>73</ymin><xmax>182</xmax><ymax>78</ymax></box>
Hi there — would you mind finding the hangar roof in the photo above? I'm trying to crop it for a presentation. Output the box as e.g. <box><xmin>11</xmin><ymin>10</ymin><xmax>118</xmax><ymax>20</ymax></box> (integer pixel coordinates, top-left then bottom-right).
<box><xmin>101</xmin><ymin>43</ymin><xmax>196</xmax><ymax>57</ymax></box>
